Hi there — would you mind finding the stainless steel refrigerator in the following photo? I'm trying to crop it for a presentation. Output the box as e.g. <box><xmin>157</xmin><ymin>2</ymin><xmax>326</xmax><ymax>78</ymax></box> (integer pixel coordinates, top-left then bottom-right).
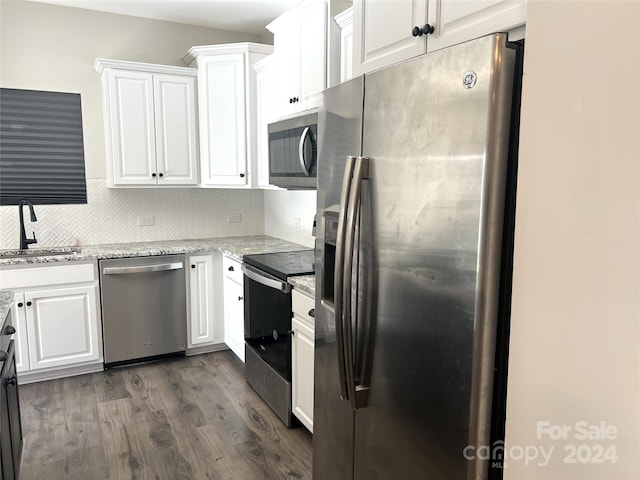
<box><xmin>314</xmin><ymin>34</ymin><xmax>522</xmax><ymax>480</ymax></box>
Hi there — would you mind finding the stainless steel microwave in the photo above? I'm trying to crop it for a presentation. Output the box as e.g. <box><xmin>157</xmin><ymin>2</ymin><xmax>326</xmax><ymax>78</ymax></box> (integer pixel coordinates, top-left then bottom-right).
<box><xmin>268</xmin><ymin>111</ymin><xmax>317</xmax><ymax>189</ymax></box>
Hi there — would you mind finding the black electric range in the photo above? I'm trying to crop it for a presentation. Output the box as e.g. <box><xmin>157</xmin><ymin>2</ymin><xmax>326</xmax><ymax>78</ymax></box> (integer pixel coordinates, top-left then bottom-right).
<box><xmin>241</xmin><ymin>249</ymin><xmax>315</xmax><ymax>427</ymax></box>
<box><xmin>242</xmin><ymin>249</ymin><xmax>315</xmax><ymax>280</ymax></box>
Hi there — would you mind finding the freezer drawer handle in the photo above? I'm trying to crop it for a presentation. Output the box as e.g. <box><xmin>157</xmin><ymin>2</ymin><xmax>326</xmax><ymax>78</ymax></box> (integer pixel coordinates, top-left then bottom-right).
<box><xmin>102</xmin><ymin>262</ymin><xmax>184</xmax><ymax>275</ymax></box>
<box><xmin>241</xmin><ymin>263</ymin><xmax>292</xmax><ymax>294</ymax></box>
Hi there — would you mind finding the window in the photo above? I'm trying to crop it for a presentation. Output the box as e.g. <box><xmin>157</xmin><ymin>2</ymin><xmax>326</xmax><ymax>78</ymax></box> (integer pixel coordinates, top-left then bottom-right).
<box><xmin>0</xmin><ymin>88</ymin><xmax>87</xmax><ymax>205</ymax></box>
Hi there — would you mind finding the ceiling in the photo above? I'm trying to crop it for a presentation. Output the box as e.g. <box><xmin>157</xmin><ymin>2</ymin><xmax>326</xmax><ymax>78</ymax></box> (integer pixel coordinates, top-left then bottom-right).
<box><xmin>24</xmin><ymin>0</ymin><xmax>300</xmax><ymax>34</ymax></box>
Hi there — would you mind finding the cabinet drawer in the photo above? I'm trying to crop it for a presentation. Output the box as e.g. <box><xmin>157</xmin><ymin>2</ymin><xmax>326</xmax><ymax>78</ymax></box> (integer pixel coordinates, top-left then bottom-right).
<box><xmin>292</xmin><ymin>289</ymin><xmax>315</xmax><ymax>325</ymax></box>
<box><xmin>222</xmin><ymin>256</ymin><xmax>243</xmax><ymax>285</ymax></box>
<box><xmin>0</xmin><ymin>262</ymin><xmax>97</xmax><ymax>289</ymax></box>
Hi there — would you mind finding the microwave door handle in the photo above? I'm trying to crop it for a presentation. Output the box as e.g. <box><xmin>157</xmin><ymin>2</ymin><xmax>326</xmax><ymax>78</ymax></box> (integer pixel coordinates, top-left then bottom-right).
<box><xmin>298</xmin><ymin>126</ymin><xmax>311</xmax><ymax>176</ymax></box>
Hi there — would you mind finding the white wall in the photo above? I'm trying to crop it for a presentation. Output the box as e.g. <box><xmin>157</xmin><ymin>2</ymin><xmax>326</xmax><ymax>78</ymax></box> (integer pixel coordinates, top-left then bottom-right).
<box><xmin>504</xmin><ymin>1</ymin><xmax>639</xmax><ymax>478</ymax></box>
<box><xmin>264</xmin><ymin>190</ymin><xmax>317</xmax><ymax>248</ymax></box>
<box><xmin>0</xmin><ymin>1</ymin><xmax>266</xmax><ymax>248</ymax></box>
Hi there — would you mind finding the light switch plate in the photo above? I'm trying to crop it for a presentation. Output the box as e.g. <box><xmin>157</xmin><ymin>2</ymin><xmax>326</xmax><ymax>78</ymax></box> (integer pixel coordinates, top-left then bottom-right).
<box><xmin>138</xmin><ymin>215</ymin><xmax>155</xmax><ymax>226</ymax></box>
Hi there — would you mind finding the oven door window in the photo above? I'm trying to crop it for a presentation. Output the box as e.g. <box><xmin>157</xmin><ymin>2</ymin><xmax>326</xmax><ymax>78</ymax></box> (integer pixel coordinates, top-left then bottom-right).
<box><xmin>244</xmin><ymin>275</ymin><xmax>293</xmax><ymax>380</ymax></box>
<box><xmin>244</xmin><ymin>276</ymin><xmax>292</xmax><ymax>339</ymax></box>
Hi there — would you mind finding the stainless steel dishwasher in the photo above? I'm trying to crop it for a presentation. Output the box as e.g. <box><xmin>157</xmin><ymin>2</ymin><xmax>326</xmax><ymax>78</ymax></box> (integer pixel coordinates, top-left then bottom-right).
<box><xmin>99</xmin><ymin>254</ymin><xmax>187</xmax><ymax>366</ymax></box>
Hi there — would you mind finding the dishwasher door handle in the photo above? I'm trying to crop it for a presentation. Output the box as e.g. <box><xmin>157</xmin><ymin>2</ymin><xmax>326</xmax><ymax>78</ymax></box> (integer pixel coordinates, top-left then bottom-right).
<box><xmin>102</xmin><ymin>262</ymin><xmax>184</xmax><ymax>275</ymax></box>
<box><xmin>241</xmin><ymin>263</ymin><xmax>291</xmax><ymax>293</ymax></box>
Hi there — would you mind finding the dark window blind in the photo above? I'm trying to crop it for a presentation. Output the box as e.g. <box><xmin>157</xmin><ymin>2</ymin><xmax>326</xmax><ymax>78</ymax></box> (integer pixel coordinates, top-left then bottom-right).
<box><xmin>0</xmin><ymin>88</ymin><xmax>87</xmax><ymax>205</ymax></box>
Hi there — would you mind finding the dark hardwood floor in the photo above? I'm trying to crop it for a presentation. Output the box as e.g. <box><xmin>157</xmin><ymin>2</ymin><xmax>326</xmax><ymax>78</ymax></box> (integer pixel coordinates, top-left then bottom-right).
<box><xmin>18</xmin><ymin>351</ymin><xmax>312</xmax><ymax>480</ymax></box>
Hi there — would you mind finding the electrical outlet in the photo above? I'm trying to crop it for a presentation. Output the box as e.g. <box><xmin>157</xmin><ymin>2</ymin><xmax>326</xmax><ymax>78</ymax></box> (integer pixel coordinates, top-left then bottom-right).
<box><xmin>293</xmin><ymin>217</ymin><xmax>301</xmax><ymax>229</ymax></box>
<box><xmin>138</xmin><ymin>215</ymin><xmax>155</xmax><ymax>226</ymax></box>
<box><xmin>227</xmin><ymin>213</ymin><xmax>242</xmax><ymax>223</ymax></box>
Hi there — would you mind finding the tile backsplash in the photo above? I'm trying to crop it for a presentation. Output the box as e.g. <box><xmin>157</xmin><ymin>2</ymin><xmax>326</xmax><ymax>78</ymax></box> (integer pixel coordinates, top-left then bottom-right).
<box><xmin>0</xmin><ymin>179</ymin><xmax>265</xmax><ymax>249</ymax></box>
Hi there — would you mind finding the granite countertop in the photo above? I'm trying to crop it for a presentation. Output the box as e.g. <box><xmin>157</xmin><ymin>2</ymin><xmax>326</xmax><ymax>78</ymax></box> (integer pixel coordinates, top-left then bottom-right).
<box><xmin>0</xmin><ymin>290</ymin><xmax>14</xmax><ymax>324</ymax></box>
<box><xmin>0</xmin><ymin>235</ymin><xmax>309</xmax><ymax>267</ymax></box>
<box><xmin>288</xmin><ymin>274</ymin><xmax>316</xmax><ymax>296</ymax></box>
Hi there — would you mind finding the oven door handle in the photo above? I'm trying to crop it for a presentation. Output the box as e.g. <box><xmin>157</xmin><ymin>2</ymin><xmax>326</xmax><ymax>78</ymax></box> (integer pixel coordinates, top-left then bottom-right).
<box><xmin>241</xmin><ymin>264</ymin><xmax>292</xmax><ymax>293</ymax></box>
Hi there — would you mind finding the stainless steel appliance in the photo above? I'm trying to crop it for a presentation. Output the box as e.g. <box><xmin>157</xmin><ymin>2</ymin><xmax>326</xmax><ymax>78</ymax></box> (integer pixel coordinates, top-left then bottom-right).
<box><xmin>314</xmin><ymin>34</ymin><xmax>523</xmax><ymax>479</ymax></box>
<box><xmin>242</xmin><ymin>250</ymin><xmax>315</xmax><ymax>426</ymax></box>
<box><xmin>268</xmin><ymin>112</ymin><xmax>318</xmax><ymax>189</ymax></box>
<box><xmin>100</xmin><ymin>255</ymin><xmax>187</xmax><ymax>366</ymax></box>
<box><xmin>0</xmin><ymin>311</ymin><xmax>22</xmax><ymax>480</ymax></box>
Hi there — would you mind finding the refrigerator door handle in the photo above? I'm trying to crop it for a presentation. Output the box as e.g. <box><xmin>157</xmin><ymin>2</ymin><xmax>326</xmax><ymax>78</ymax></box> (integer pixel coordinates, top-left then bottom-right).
<box><xmin>335</xmin><ymin>155</ymin><xmax>356</xmax><ymax>402</ymax></box>
<box><xmin>344</xmin><ymin>155</ymin><xmax>370</xmax><ymax>410</ymax></box>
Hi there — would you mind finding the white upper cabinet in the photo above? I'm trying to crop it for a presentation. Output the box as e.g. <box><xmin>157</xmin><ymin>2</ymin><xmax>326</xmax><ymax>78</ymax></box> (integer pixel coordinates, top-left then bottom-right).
<box><xmin>426</xmin><ymin>0</ymin><xmax>527</xmax><ymax>52</ymax></box>
<box><xmin>95</xmin><ymin>59</ymin><xmax>199</xmax><ymax>187</ymax></box>
<box><xmin>185</xmin><ymin>43</ymin><xmax>273</xmax><ymax>189</ymax></box>
<box><xmin>253</xmin><ymin>55</ymin><xmax>281</xmax><ymax>189</ymax></box>
<box><xmin>267</xmin><ymin>0</ymin><xmax>328</xmax><ymax>118</ymax></box>
<box><xmin>334</xmin><ymin>6</ymin><xmax>354</xmax><ymax>83</ymax></box>
<box><xmin>353</xmin><ymin>0</ymin><xmax>428</xmax><ymax>77</ymax></box>
<box><xmin>352</xmin><ymin>0</ymin><xmax>526</xmax><ymax>76</ymax></box>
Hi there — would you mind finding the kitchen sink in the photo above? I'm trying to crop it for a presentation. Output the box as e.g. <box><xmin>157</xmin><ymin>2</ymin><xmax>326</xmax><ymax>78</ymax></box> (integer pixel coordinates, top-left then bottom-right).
<box><xmin>0</xmin><ymin>247</ymin><xmax>82</xmax><ymax>259</ymax></box>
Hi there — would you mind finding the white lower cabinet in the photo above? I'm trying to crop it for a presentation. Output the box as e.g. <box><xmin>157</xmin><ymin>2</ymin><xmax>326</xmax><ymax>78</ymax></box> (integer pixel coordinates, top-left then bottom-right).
<box><xmin>187</xmin><ymin>253</ymin><xmax>225</xmax><ymax>351</ymax></box>
<box><xmin>1</xmin><ymin>262</ymin><xmax>103</xmax><ymax>382</ymax></box>
<box><xmin>24</xmin><ymin>285</ymin><xmax>101</xmax><ymax>370</ymax></box>
<box><xmin>222</xmin><ymin>255</ymin><xmax>245</xmax><ymax>362</ymax></box>
<box><xmin>291</xmin><ymin>288</ymin><xmax>315</xmax><ymax>432</ymax></box>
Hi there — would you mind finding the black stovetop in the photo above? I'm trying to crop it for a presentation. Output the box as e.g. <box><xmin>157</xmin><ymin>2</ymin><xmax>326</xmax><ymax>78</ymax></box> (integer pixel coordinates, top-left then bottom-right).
<box><xmin>243</xmin><ymin>249</ymin><xmax>315</xmax><ymax>281</ymax></box>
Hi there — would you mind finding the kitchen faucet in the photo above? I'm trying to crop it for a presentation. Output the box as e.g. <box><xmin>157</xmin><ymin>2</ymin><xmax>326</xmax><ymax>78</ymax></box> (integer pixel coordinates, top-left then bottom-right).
<box><xmin>18</xmin><ymin>199</ymin><xmax>38</xmax><ymax>250</ymax></box>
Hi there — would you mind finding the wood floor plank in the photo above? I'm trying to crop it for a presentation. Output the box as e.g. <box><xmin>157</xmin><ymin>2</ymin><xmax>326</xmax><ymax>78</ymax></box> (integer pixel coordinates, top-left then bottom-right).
<box><xmin>19</xmin><ymin>350</ymin><xmax>313</xmax><ymax>480</ymax></box>
<box><xmin>97</xmin><ymin>398</ymin><xmax>144</xmax><ymax>479</ymax></box>
<box><xmin>94</xmin><ymin>368</ymin><xmax>131</xmax><ymax>403</ymax></box>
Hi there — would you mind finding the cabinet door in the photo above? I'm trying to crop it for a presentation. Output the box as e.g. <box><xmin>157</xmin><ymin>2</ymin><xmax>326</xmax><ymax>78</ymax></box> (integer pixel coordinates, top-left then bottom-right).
<box><xmin>352</xmin><ymin>0</ymin><xmax>428</xmax><ymax>76</ymax></box>
<box><xmin>254</xmin><ymin>56</ymin><xmax>280</xmax><ymax>189</ymax></box>
<box><xmin>426</xmin><ymin>0</ymin><xmax>526</xmax><ymax>52</ymax></box>
<box><xmin>188</xmin><ymin>254</ymin><xmax>221</xmax><ymax>347</ymax></box>
<box><xmin>292</xmin><ymin>315</ymin><xmax>315</xmax><ymax>432</ymax></box>
<box><xmin>153</xmin><ymin>74</ymin><xmax>199</xmax><ymax>185</ymax></box>
<box><xmin>25</xmin><ymin>285</ymin><xmax>102</xmax><ymax>370</ymax></box>
<box><xmin>199</xmin><ymin>54</ymin><xmax>248</xmax><ymax>187</ymax></box>
<box><xmin>273</xmin><ymin>25</ymin><xmax>301</xmax><ymax>118</ymax></box>
<box><xmin>105</xmin><ymin>69</ymin><xmax>157</xmax><ymax>185</ymax></box>
<box><xmin>298</xmin><ymin>0</ymin><xmax>327</xmax><ymax>101</ymax></box>
<box><xmin>9</xmin><ymin>298</ymin><xmax>29</xmax><ymax>374</ymax></box>
<box><xmin>223</xmin><ymin>277</ymin><xmax>245</xmax><ymax>362</ymax></box>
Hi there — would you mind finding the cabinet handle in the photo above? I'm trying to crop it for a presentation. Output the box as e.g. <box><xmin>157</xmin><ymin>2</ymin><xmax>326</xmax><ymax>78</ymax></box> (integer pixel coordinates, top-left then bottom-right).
<box><xmin>191</xmin><ymin>264</ymin><xmax>196</xmax><ymax>269</ymax></box>
<box><xmin>17</xmin><ymin>302</ymin><xmax>23</xmax><ymax>308</ymax></box>
<box><xmin>238</xmin><ymin>296</ymin><xmax>243</xmax><ymax>301</ymax></box>
<box><xmin>3</xmin><ymin>326</ymin><xmax>15</xmax><ymax>335</ymax></box>
<box><xmin>412</xmin><ymin>24</ymin><xmax>434</xmax><ymax>37</ymax></box>
<box><xmin>152</xmin><ymin>173</ymin><xmax>157</xmax><ymax>178</ymax></box>
<box><xmin>308</xmin><ymin>308</ymin><xmax>315</xmax><ymax>318</ymax></box>
<box><xmin>239</xmin><ymin>173</ymin><xmax>245</xmax><ymax>178</ymax></box>
<box><xmin>26</xmin><ymin>301</ymin><xmax>32</xmax><ymax>307</ymax></box>
<box><xmin>228</xmin><ymin>266</ymin><xmax>234</xmax><ymax>271</ymax></box>
<box><xmin>5</xmin><ymin>376</ymin><xmax>17</xmax><ymax>387</ymax></box>
<box><xmin>159</xmin><ymin>172</ymin><xmax>164</xmax><ymax>178</ymax></box>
